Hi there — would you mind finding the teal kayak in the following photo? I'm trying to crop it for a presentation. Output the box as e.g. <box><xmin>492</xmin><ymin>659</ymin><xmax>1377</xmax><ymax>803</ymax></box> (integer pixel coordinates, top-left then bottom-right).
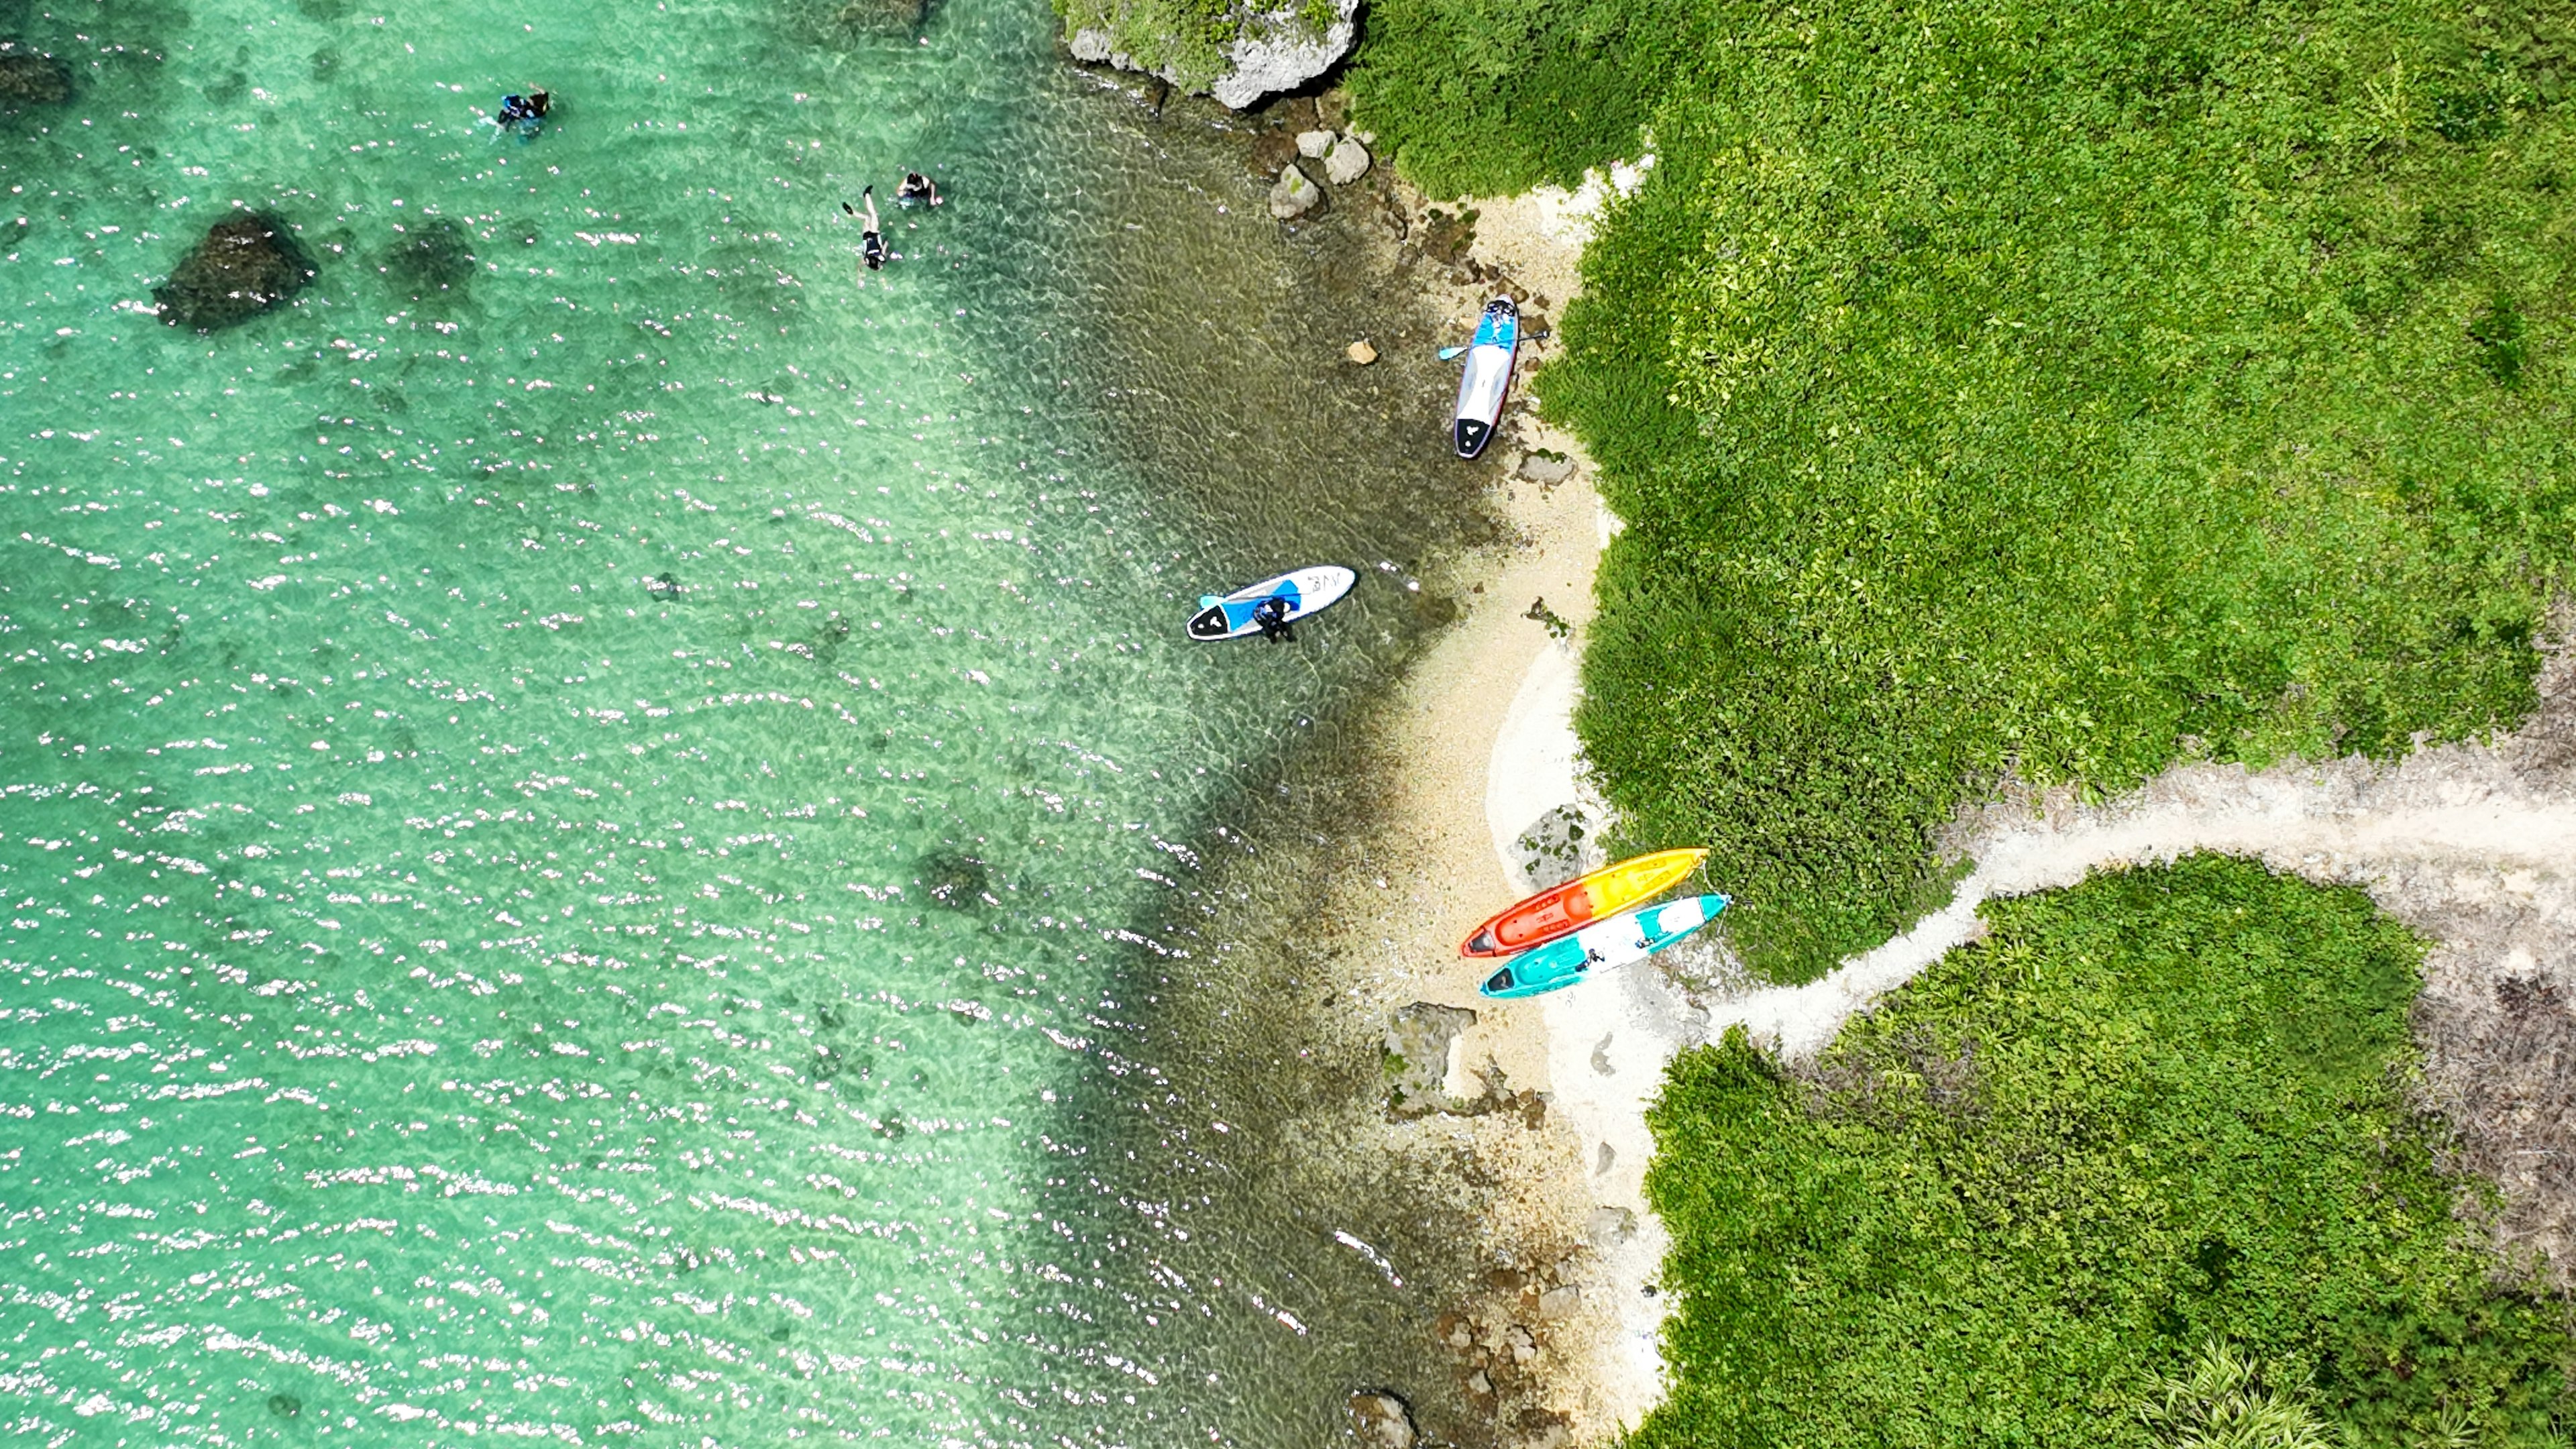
<box><xmin>1477</xmin><ymin>894</ymin><xmax>1728</xmax><ymax>1000</ymax></box>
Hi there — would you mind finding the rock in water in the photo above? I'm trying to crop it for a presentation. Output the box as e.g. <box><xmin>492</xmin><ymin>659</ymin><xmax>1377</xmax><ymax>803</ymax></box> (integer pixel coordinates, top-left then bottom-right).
<box><xmin>1267</xmin><ymin>163</ymin><xmax>1321</xmax><ymax>221</ymax></box>
<box><xmin>381</xmin><ymin>216</ymin><xmax>476</xmax><ymax>300</ymax></box>
<box><xmin>1346</xmin><ymin>340</ymin><xmax>1378</xmax><ymax>365</ymax></box>
<box><xmin>0</xmin><ymin>46</ymin><xmax>73</xmax><ymax>109</ymax></box>
<box><xmin>1062</xmin><ymin>0</ymin><xmax>1358</xmax><ymax>111</ymax></box>
<box><xmin>1346</xmin><ymin>1391</ymin><xmax>1416</xmax><ymax>1449</ymax></box>
<box><xmin>916</xmin><ymin>850</ymin><xmax>991</xmax><ymax>909</ymax></box>
<box><xmin>155</xmin><ymin>213</ymin><xmax>318</xmax><ymax>331</ymax></box>
<box><xmin>1296</xmin><ymin>129</ymin><xmax>1334</xmax><ymax>159</ymax></box>
<box><xmin>1322</xmin><ymin>134</ymin><xmax>1372</xmax><ymax>185</ymax></box>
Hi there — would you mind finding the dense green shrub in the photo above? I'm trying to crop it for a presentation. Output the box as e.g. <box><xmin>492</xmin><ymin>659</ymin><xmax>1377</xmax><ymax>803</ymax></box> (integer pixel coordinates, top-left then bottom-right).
<box><xmin>1642</xmin><ymin>859</ymin><xmax>2574</xmax><ymax>1449</ymax></box>
<box><xmin>1343</xmin><ymin>0</ymin><xmax>1701</xmax><ymax>196</ymax></box>
<box><xmin>1355</xmin><ymin>0</ymin><xmax>2576</xmax><ymax>979</ymax></box>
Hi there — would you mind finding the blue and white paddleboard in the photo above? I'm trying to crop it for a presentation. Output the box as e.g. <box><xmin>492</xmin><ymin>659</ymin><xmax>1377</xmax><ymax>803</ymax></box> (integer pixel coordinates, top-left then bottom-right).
<box><xmin>1452</xmin><ymin>297</ymin><xmax>1518</xmax><ymax>460</ymax></box>
<box><xmin>1185</xmin><ymin>565</ymin><xmax>1357</xmax><ymax>641</ymax></box>
<box><xmin>1478</xmin><ymin>894</ymin><xmax>1729</xmax><ymax>1000</ymax></box>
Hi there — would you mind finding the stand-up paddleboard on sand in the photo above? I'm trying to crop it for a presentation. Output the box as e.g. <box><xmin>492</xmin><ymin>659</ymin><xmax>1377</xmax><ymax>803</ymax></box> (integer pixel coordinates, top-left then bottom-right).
<box><xmin>1478</xmin><ymin>894</ymin><xmax>1729</xmax><ymax>1000</ymax></box>
<box><xmin>1452</xmin><ymin>297</ymin><xmax>1518</xmax><ymax>460</ymax></box>
<box><xmin>1460</xmin><ymin>847</ymin><xmax>1707</xmax><ymax>958</ymax></box>
<box><xmin>1185</xmin><ymin>565</ymin><xmax>1357</xmax><ymax>641</ymax></box>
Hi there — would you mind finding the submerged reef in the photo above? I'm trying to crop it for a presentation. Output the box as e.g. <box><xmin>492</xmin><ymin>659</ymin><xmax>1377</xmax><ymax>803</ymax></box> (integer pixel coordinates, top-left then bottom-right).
<box><xmin>155</xmin><ymin>212</ymin><xmax>319</xmax><ymax>331</ymax></box>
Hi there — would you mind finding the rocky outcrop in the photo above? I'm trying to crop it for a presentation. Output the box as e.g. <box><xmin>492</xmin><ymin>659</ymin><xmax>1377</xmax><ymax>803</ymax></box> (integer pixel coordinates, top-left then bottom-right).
<box><xmin>1383</xmin><ymin>1002</ymin><xmax>1474</xmax><ymax>1117</ymax></box>
<box><xmin>1346</xmin><ymin>1391</ymin><xmax>1416</xmax><ymax>1449</ymax></box>
<box><xmin>1065</xmin><ymin>0</ymin><xmax>1357</xmax><ymax>111</ymax></box>
<box><xmin>154</xmin><ymin>212</ymin><xmax>318</xmax><ymax>331</ymax></box>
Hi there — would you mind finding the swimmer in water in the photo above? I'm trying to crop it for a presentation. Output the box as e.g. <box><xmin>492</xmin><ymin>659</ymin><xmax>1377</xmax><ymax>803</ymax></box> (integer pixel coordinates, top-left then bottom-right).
<box><xmin>842</xmin><ymin>188</ymin><xmax>888</xmax><ymax>272</ymax></box>
<box><xmin>496</xmin><ymin>89</ymin><xmax>551</xmax><ymax>134</ymax></box>
<box><xmin>896</xmin><ymin>171</ymin><xmax>943</xmax><ymax>207</ymax></box>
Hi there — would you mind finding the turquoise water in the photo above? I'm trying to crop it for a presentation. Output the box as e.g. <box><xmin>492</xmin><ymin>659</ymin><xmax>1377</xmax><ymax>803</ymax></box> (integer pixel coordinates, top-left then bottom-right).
<box><xmin>0</xmin><ymin>0</ymin><xmax>1491</xmax><ymax>1443</ymax></box>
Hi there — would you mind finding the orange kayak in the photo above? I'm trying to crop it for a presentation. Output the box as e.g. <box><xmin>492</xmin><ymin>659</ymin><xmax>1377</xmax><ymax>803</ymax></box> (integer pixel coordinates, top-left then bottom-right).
<box><xmin>1459</xmin><ymin>848</ymin><xmax>1709</xmax><ymax>958</ymax></box>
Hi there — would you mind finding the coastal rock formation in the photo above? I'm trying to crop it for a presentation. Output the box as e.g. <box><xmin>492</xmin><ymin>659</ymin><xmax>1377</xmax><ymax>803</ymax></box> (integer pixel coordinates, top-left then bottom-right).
<box><xmin>1267</xmin><ymin>162</ymin><xmax>1321</xmax><ymax>219</ymax></box>
<box><xmin>1345</xmin><ymin>1391</ymin><xmax>1416</xmax><ymax>1449</ymax></box>
<box><xmin>1296</xmin><ymin>129</ymin><xmax>1334</xmax><ymax>158</ymax></box>
<box><xmin>1064</xmin><ymin>0</ymin><xmax>1358</xmax><ymax>110</ymax></box>
<box><xmin>154</xmin><ymin>212</ymin><xmax>319</xmax><ymax>331</ymax></box>
<box><xmin>0</xmin><ymin>44</ymin><xmax>74</xmax><ymax>109</ymax></box>
<box><xmin>1383</xmin><ymin>1002</ymin><xmax>1474</xmax><ymax>1118</ymax></box>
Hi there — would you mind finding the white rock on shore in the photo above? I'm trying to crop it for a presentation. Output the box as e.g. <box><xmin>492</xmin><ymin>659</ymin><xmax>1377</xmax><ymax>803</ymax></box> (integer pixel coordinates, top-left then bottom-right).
<box><xmin>1065</xmin><ymin>0</ymin><xmax>1358</xmax><ymax>110</ymax></box>
<box><xmin>1323</xmin><ymin>133</ymin><xmax>1372</xmax><ymax>184</ymax></box>
<box><xmin>1268</xmin><ymin>162</ymin><xmax>1322</xmax><ymax>219</ymax></box>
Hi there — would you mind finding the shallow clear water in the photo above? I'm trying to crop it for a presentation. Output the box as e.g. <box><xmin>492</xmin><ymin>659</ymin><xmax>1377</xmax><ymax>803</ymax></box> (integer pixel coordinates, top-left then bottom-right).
<box><xmin>0</xmin><ymin>0</ymin><xmax>1492</xmax><ymax>1444</ymax></box>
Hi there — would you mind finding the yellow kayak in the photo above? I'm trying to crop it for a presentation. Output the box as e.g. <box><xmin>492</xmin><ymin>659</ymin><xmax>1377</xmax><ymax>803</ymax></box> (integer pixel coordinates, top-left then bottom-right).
<box><xmin>1460</xmin><ymin>847</ymin><xmax>1709</xmax><ymax>957</ymax></box>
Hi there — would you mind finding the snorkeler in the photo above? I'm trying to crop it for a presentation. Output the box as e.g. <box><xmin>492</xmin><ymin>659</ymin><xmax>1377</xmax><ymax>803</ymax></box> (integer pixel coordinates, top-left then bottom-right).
<box><xmin>896</xmin><ymin>172</ymin><xmax>943</xmax><ymax>207</ymax></box>
<box><xmin>496</xmin><ymin>89</ymin><xmax>551</xmax><ymax>134</ymax></box>
<box><xmin>1250</xmin><ymin>596</ymin><xmax>1296</xmax><ymax>643</ymax></box>
<box><xmin>842</xmin><ymin>188</ymin><xmax>889</xmax><ymax>272</ymax></box>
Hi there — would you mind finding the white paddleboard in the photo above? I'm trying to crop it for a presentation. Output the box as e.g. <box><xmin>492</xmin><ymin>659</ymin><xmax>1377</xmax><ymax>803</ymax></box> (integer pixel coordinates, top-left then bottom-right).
<box><xmin>1185</xmin><ymin>565</ymin><xmax>1356</xmax><ymax>641</ymax></box>
<box><xmin>1453</xmin><ymin>297</ymin><xmax>1518</xmax><ymax>459</ymax></box>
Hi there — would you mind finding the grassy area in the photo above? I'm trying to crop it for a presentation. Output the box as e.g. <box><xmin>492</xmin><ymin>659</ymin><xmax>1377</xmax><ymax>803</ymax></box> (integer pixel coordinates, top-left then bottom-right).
<box><xmin>1340</xmin><ymin>0</ymin><xmax>1701</xmax><ymax>195</ymax></box>
<box><xmin>1348</xmin><ymin>0</ymin><xmax>2576</xmax><ymax>982</ymax></box>
<box><xmin>1642</xmin><ymin>857</ymin><xmax>2573</xmax><ymax>1448</ymax></box>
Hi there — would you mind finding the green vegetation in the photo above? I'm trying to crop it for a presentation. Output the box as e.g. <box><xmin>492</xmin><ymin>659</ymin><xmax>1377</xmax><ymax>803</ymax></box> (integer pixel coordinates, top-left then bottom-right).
<box><xmin>1342</xmin><ymin>0</ymin><xmax>1699</xmax><ymax>195</ymax></box>
<box><xmin>1348</xmin><ymin>0</ymin><xmax>2576</xmax><ymax>982</ymax></box>
<box><xmin>1642</xmin><ymin>859</ymin><xmax>2572</xmax><ymax>1448</ymax></box>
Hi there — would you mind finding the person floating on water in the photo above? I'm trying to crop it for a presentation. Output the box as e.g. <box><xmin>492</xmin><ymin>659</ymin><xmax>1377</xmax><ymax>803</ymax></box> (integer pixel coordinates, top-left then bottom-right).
<box><xmin>1250</xmin><ymin>596</ymin><xmax>1295</xmax><ymax>643</ymax></box>
<box><xmin>896</xmin><ymin>172</ymin><xmax>943</xmax><ymax>207</ymax></box>
<box><xmin>843</xmin><ymin>188</ymin><xmax>889</xmax><ymax>273</ymax></box>
<box><xmin>496</xmin><ymin>89</ymin><xmax>551</xmax><ymax>136</ymax></box>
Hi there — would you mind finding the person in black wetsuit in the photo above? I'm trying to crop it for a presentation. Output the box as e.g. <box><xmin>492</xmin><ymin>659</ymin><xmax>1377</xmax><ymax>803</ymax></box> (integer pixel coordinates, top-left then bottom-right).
<box><xmin>843</xmin><ymin>187</ymin><xmax>889</xmax><ymax>272</ymax></box>
<box><xmin>1250</xmin><ymin>596</ymin><xmax>1295</xmax><ymax>643</ymax></box>
<box><xmin>496</xmin><ymin>89</ymin><xmax>551</xmax><ymax>132</ymax></box>
<box><xmin>896</xmin><ymin>172</ymin><xmax>943</xmax><ymax>207</ymax></box>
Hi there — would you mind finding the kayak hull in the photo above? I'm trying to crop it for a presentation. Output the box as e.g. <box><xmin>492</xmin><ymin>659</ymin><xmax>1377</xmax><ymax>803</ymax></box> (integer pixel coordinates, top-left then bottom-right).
<box><xmin>1477</xmin><ymin>894</ymin><xmax>1729</xmax><ymax>1000</ymax></box>
<box><xmin>1460</xmin><ymin>847</ymin><xmax>1708</xmax><ymax>957</ymax></box>
<box><xmin>1185</xmin><ymin>565</ymin><xmax>1356</xmax><ymax>641</ymax></box>
<box><xmin>1452</xmin><ymin>297</ymin><xmax>1517</xmax><ymax>460</ymax></box>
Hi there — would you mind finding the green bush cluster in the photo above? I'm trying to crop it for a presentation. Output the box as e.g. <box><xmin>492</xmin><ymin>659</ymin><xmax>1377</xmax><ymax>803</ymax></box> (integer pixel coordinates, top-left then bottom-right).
<box><xmin>1355</xmin><ymin>0</ymin><xmax>2576</xmax><ymax>980</ymax></box>
<box><xmin>1642</xmin><ymin>858</ymin><xmax>2573</xmax><ymax>1448</ymax></box>
<box><xmin>1343</xmin><ymin>0</ymin><xmax>1703</xmax><ymax>195</ymax></box>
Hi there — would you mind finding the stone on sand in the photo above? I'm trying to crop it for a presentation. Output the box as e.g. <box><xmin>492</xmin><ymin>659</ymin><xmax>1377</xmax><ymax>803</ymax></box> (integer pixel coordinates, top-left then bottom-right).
<box><xmin>1519</xmin><ymin>449</ymin><xmax>1576</xmax><ymax>484</ymax></box>
<box><xmin>1347</xmin><ymin>340</ymin><xmax>1377</xmax><ymax>365</ymax></box>
<box><xmin>1322</xmin><ymin>134</ymin><xmax>1373</xmax><ymax>185</ymax></box>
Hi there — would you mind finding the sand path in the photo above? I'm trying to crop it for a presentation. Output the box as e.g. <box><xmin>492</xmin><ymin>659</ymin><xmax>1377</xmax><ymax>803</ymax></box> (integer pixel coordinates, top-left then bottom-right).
<box><xmin>1511</xmin><ymin>654</ymin><xmax>2576</xmax><ymax>1433</ymax></box>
